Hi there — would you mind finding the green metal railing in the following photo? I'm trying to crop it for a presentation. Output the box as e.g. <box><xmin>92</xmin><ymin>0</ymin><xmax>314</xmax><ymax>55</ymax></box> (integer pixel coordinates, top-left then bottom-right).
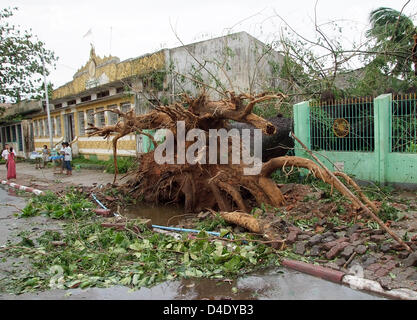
<box><xmin>310</xmin><ymin>97</ymin><xmax>375</xmax><ymax>152</ymax></box>
<box><xmin>391</xmin><ymin>94</ymin><xmax>417</xmax><ymax>153</ymax></box>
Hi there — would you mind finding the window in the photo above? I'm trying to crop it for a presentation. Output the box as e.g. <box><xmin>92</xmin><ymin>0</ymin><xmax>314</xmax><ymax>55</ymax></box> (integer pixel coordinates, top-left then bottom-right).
<box><xmin>54</xmin><ymin>103</ymin><xmax>62</xmax><ymax>109</ymax></box>
<box><xmin>33</xmin><ymin>121</ymin><xmax>38</xmax><ymax>137</ymax></box>
<box><xmin>10</xmin><ymin>125</ymin><xmax>16</xmax><ymax>142</ymax></box>
<box><xmin>78</xmin><ymin>111</ymin><xmax>85</xmax><ymax>136</ymax></box>
<box><xmin>56</xmin><ymin>116</ymin><xmax>62</xmax><ymax>136</ymax></box>
<box><xmin>44</xmin><ymin>119</ymin><xmax>49</xmax><ymax>136</ymax></box>
<box><xmin>6</xmin><ymin>126</ymin><xmax>10</xmax><ymax>141</ymax></box>
<box><xmin>116</xmin><ymin>87</ymin><xmax>124</xmax><ymax>94</ymax></box>
<box><xmin>52</xmin><ymin>117</ymin><xmax>56</xmax><ymax>136</ymax></box>
<box><xmin>108</xmin><ymin>105</ymin><xmax>119</xmax><ymax>125</ymax></box>
<box><xmin>68</xmin><ymin>99</ymin><xmax>76</xmax><ymax>106</ymax></box>
<box><xmin>81</xmin><ymin>95</ymin><xmax>91</xmax><ymax>102</ymax></box>
<box><xmin>39</xmin><ymin>120</ymin><xmax>44</xmax><ymax>137</ymax></box>
<box><xmin>96</xmin><ymin>107</ymin><xmax>105</xmax><ymax>127</ymax></box>
<box><xmin>97</xmin><ymin>90</ymin><xmax>109</xmax><ymax>99</ymax></box>
<box><xmin>121</xmin><ymin>103</ymin><xmax>131</xmax><ymax>113</ymax></box>
<box><xmin>17</xmin><ymin>124</ymin><xmax>23</xmax><ymax>151</ymax></box>
<box><xmin>87</xmin><ymin>109</ymin><xmax>95</xmax><ymax>126</ymax></box>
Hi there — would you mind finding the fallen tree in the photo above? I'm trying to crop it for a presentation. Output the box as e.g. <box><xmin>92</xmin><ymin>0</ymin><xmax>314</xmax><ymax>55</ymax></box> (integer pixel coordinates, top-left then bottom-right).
<box><xmin>87</xmin><ymin>91</ymin><xmax>293</xmax><ymax>213</ymax></box>
<box><xmin>87</xmin><ymin>91</ymin><xmax>411</xmax><ymax>251</ymax></box>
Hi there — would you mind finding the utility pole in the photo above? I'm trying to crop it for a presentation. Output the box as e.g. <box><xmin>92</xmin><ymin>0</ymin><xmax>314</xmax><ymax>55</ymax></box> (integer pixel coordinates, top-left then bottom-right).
<box><xmin>42</xmin><ymin>57</ymin><xmax>54</xmax><ymax>150</ymax></box>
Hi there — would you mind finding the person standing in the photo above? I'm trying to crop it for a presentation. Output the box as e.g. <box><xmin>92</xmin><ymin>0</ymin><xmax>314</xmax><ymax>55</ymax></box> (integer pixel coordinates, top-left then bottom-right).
<box><xmin>2</xmin><ymin>144</ymin><xmax>16</xmax><ymax>170</ymax></box>
<box><xmin>1</xmin><ymin>144</ymin><xmax>9</xmax><ymax>168</ymax></box>
<box><xmin>41</xmin><ymin>145</ymin><xmax>50</xmax><ymax>169</ymax></box>
<box><xmin>6</xmin><ymin>146</ymin><xmax>16</xmax><ymax>180</ymax></box>
<box><xmin>57</xmin><ymin>143</ymin><xmax>65</xmax><ymax>174</ymax></box>
<box><xmin>63</xmin><ymin>142</ymin><xmax>72</xmax><ymax>176</ymax></box>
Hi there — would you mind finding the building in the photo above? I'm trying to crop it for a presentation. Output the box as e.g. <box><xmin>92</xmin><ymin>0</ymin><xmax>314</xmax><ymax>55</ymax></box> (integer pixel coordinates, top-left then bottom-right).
<box><xmin>0</xmin><ymin>100</ymin><xmax>41</xmax><ymax>158</ymax></box>
<box><xmin>26</xmin><ymin>31</ymin><xmax>284</xmax><ymax>160</ymax></box>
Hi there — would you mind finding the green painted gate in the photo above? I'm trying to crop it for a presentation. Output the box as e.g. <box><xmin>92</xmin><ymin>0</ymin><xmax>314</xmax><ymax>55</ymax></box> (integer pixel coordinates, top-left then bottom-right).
<box><xmin>293</xmin><ymin>94</ymin><xmax>417</xmax><ymax>185</ymax></box>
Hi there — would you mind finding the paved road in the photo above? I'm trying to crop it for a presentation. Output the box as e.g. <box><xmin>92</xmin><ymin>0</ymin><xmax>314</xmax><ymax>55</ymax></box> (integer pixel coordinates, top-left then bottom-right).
<box><xmin>0</xmin><ymin>161</ymin><xmax>128</xmax><ymax>191</ymax></box>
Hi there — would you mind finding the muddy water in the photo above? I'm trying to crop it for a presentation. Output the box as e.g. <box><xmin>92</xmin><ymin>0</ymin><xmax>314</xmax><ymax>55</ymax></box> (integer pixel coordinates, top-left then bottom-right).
<box><xmin>0</xmin><ymin>267</ymin><xmax>384</xmax><ymax>300</ymax></box>
<box><xmin>0</xmin><ymin>187</ymin><xmax>384</xmax><ymax>300</ymax></box>
<box><xmin>121</xmin><ymin>202</ymin><xmax>186</xmax><ymax>226</ymax></box>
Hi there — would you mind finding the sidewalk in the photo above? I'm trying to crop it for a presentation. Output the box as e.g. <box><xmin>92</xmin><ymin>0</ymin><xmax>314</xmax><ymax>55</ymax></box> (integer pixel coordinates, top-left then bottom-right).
<box><xmin>0</xmin><ymin>161</ymin><xmax>128</xmax><ymax>193</ymax></box>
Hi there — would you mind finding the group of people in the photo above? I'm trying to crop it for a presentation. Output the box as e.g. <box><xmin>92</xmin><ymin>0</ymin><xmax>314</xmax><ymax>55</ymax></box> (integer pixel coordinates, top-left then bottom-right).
<box><xmin>2</xmin><ymin>141</ymin><xmax>73</xmax><ymax>180</ymax></box>
<box><xmin>1</xmin><ymin>144</ymin><xmax>16</xmax><ymax>180</ymax></box>
<box><xmin>39</xmin><ymin>142</ymin><xmax>73</xmax><ymax>175</ymax></box>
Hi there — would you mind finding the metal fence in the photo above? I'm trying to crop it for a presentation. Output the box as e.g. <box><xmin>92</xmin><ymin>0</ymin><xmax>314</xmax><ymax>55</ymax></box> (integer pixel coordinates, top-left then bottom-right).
<box><xmin>310</xmin><ymin>98</ymin><xmax>375</xmax><ymax>152</ymax></box>
<box><xmin>391</xmin><ymin>94</ymin><xmax>417</xmax><ymax>153</ymax></box>
<box><xmin>294</xmin><ymin>94</ymin><xmax>417</xmax><ymax>185</ymax></box>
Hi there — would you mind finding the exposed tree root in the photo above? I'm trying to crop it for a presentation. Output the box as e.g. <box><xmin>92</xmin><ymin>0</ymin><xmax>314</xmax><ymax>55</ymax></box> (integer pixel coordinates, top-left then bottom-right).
<box><xmin>219</xmin><ymin>211</ymin><xmax>287</xmax><ymax>249</ymax></box>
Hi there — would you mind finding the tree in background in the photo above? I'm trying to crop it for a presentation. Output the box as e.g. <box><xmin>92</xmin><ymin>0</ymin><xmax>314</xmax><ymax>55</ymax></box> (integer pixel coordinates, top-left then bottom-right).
<box><xmin>270</xmin><ymin>5</ymin><xmax>417</xmax><ymax>100</ymax></box>
<box><xmin>366</xmin><ymin>7</ymin><xmax>416</xmax><ymax>80</ymax></box>
<box><xmin>0</xmin><ymin>7</ymin><xmax>57</xmax><ymax>103</ymax></box>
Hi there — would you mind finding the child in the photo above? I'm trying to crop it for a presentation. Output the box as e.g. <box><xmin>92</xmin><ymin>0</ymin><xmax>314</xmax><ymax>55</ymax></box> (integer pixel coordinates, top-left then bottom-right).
<box><xmin>63</xmin><ymin>142</ymin><xmax>73</xmax><ymax>176</ymax></box>
<box><xmin>41</xmin><ymin>145</ymin><xmax>50</xmax><ymax>169</ymax></box>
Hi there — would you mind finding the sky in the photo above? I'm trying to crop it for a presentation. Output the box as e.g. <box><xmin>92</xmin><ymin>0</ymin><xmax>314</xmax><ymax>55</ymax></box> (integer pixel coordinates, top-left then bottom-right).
<box><xmin>2</xmin><ymin>0</ymin><xmax>416</xmax><ymax>89</ymax></box>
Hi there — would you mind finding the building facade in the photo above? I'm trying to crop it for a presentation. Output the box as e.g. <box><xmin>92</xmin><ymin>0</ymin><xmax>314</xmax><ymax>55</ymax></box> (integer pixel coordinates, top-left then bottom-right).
<box><xmin>26</xmin><ymin>31</ymin><xmax>284</xmax><ymax>160</ymax></box>
<box><xmin>0</xmin><ymin>100</ymin><xmax>41</xmax><ymax>158</ymax></box>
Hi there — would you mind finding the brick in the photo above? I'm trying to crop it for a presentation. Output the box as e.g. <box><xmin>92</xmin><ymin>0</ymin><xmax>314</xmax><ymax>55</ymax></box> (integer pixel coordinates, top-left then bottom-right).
<box><xmin>355</xmin><ymin>245</ymin><xmax>367</xmax><ymax>255</ymax></box>
<box><xmin>346</xmin><ymin>224</ymin><xmax>361</xmax><ymax>237</ymax></box>
<box><xmin>349</xmin><ymin>232</ymin><xmax>361</xmax><ymax>242</ymax></box>
<box><xmin>375</xmin><ymin>268</ymin><xmax>389</xmax><ymax>277</ymax></box>
<box><xmin>326</xmin><ymin>242</ymin><xmax>350</xmax><ymax>259</ymax></box>
<box><xmin>402</xmin><ymin>252</ymin><xmax>417</xmax><ymax>267</ymax></box>
<box><xmin>323</xmin><ymin>237</ymin><xmax>350</xmax><ymax>250</ymax></box>
<box><xmin>341</xmin><ymin>245</ymin><xmax>355</xmax><ymax>258</ymax></box>
<box><xmin>288</xmin><ymin>226</ymin><xmax>302</xmax><ymax>233</ymax></box>
<box><xmin>366</xmin><ymin>263</ymin><xmax>382</xmax><ymax>272</ymax></box>
<box><xmin>287</xmin><ymin>231</ymin><xmax>298</xmax><ymax>244</ymax></box>
<box><xmin>294</xmin><ymin>242</ymin><xmax>306</xmax><ymax>255</ymax></box>
<box><xmin>308</xmin><ymin>234</ymin><xmax>323</xmax><ymax>246</ymax></box>
<box><xmin>384</xmin><ymin>260</ymin><xmax>398</xmax><ymax>271</ymax></box>
<box><xmin>309</xmin><ymin>245</ymin><xmax>321</xmax><ymax>257</ymax></box>
<box><xmin>298</xmin><ymin>234</ymin><xmax>311</xmax><ymax>241</ymax></box>
<box><xmin>370</xmin><ymin>234</ymin><xmax>386</xmax><ymax>242</ymax></box>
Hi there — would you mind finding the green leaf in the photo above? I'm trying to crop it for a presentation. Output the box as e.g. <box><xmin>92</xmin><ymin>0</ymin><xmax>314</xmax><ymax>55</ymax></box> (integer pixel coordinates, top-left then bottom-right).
<box><xmin>220</xmin><ymin>229</ymin><xmax>230</xmax><ymax>237</ymax></box>
<box><xmin>183</xmin><ymin>252</ymin><xmax>190</xmax><ymax>264</ymax></box>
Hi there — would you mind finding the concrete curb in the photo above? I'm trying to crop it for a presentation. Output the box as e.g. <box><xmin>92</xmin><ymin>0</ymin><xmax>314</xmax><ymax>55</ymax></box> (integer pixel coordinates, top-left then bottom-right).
<box><xmin>342</xmin><ymin>275</ymin><xmax>417</xmax><ymax>300</ymax></box>
<box><xmin>1</xmin><ymin>180</ymin><xmax>45</xmax><ymax>196</ymax></box>
<box><xmin>282</xmin><ymin>259</ymin><xmax>417</xmax><ymax>300</ymax></box>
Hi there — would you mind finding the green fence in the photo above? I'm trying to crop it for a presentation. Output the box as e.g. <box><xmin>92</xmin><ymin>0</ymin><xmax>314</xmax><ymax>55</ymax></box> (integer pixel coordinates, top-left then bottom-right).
<box><xmin>293</xmin><ymin>94</ymin><xmax>417</xmax><ymax>185</ymax></box>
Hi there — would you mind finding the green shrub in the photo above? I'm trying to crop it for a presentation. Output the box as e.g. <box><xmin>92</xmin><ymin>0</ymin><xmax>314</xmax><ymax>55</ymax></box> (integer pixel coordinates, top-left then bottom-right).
<box><xmin>105</xmin><ymin>156</ymin><xmax>137</xmax><ymax>174</ymax></box>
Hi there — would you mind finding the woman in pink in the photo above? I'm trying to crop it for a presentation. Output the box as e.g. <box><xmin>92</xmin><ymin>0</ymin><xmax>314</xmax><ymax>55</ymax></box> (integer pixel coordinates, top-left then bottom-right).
<box><xmin>7</xmin><ymin>147</ymin><xmax>16</xmax><ymax>180</ymax></box>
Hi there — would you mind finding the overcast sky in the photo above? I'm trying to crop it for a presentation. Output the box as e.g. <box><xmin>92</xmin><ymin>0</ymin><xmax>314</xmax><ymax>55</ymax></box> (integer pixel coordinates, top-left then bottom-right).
<box><xmin>3</xmin><ymin>0</ymin><xmax>415</xmax><ymax>89</ymax></box>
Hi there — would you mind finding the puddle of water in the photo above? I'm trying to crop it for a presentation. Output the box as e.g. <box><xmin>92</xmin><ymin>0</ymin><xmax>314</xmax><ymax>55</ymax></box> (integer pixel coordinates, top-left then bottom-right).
<box><xmin>121</xmin><ymin>202</ymin><xmax>186</xmax><ymax>226</ymax></box>
<box><xmin>0</xmin><ymin>267</ymin><xmax>384</xmax><ymax>300</ymax></box>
